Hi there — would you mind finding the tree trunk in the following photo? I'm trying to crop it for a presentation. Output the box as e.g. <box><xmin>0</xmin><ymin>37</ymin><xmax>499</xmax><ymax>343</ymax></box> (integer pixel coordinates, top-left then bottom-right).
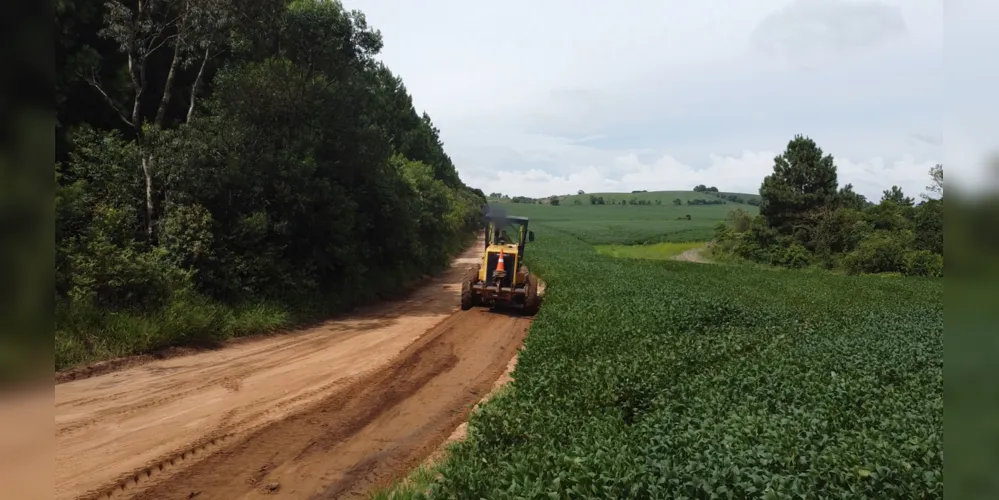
<box><xmin>142</xmin><ymin>154</ymin><xmax>155</xmax><ymax>240</ymax></box>
<box><xmin>155</xmin><ymin>35</ymin><xmax>184</xmax><ymax>127</ymax></box>
<box><xmin>127</xmin><ymin>48</ymin><xmax>144</xmax><ymax>133</ymax></box>
<box><xmin>187</xmin><ymin>47</ymin><xmax>210</xmax><ymax>123</ymax></box>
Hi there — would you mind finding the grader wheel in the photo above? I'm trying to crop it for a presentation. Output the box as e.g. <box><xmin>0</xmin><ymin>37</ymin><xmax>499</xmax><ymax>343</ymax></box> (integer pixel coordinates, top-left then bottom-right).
<box><xmin>460</xmin><ymin>266</ymin><xmax>480</xmax><ymax>311</ymax></box>
<box><xmin>523</xmin><ymin>273</ymin><xmax>540</xmax><ymax>315</ymax></box>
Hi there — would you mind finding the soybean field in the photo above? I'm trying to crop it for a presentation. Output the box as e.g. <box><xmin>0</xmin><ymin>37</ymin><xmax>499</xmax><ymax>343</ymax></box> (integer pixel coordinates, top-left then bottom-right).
<box><xmin>426</xmin><ymin>203</ymin><xmax>943</xmax><ymax>499</ymax></box>
<box><xmin>499</xmin><ymin>201</ymin><xmax>749</xmax><ymax>245</ymax></box>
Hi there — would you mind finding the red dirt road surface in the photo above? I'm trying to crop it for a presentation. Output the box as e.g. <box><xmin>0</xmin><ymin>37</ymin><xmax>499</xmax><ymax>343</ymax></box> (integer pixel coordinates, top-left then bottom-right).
<box><xmin>55</xmin><ymin>241</ymin><xmax>533</xmax><ymax>500</ymax></box>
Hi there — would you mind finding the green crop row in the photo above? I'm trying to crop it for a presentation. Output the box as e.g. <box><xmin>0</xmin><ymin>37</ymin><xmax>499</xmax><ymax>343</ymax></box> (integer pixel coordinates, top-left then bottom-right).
<box><xmin>426</xmin><ymin>224</ymin><xmax>942</xmax><ymax>499</ymax></box>
<box><xmin>497</xmin><ymin>203</ymin><xmax>747</xmax><ymax>246</ymax></box>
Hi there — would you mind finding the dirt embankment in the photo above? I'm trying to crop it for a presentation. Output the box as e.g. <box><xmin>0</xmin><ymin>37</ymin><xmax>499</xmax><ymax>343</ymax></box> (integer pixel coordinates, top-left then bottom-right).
<box><xmin>55</xmin><ymin>241</ymin><xmax>535</xmax><ymax>500</ymax></box>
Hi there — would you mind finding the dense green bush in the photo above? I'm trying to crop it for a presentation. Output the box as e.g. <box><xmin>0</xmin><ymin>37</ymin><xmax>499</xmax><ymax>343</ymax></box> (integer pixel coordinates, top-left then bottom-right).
<box><xmin>427</xmin><ymin>226</ymin><xmax>943</xmax><ymax>499</ymax></box>
<box><xmin>842</xmin><ymin>232</ymin><xmax>910</xmax><ymax>275</ymax></box>
<box><xmin>712</xmin><ymin>135</ymin><xmax>943</xmax><ymax>276</ymax></box>
<box><xmin>902</xmin><ymin>250</ymin><xmax>943</xmax><ymax>278</ymax></box>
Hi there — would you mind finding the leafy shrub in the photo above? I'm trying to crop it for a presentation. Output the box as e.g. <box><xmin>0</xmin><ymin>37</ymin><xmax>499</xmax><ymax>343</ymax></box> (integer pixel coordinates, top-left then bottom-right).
<box><xmin>66</xmin><ymin>205</ymin><xmax>191</xmax><ymax>311</ymax></box>
<box><xmin>903</xmin><ymin>250</ymin><xmax>943</xmax><ymax>277</ymax></box>
<box><xmin>843</xmin><ymin>232</ymin><xmax>910</xmax><ymax>275</ymax></box>
<box><xmin>158</xmin><ymin>203</ymin><xmax>214</xmax><ymax>270</ymax></box>
<box><xmin>779</xmin><ymin>242</ymin><xmax>810</xmax><ymax>269</ymax></box>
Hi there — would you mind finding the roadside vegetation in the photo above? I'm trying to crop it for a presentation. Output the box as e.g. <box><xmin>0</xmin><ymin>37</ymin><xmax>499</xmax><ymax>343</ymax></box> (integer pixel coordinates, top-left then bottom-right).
<box><xmin>55</xmin><ymin>0</ymin><xmax>485</xmax><ymax>370</ymax></box>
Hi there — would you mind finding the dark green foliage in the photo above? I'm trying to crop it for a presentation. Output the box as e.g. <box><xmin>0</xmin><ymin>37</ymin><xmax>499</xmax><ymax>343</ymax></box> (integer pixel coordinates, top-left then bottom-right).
<box><xmin>427</xmin><ymin>226</ymin><xmax>942</xmax><ymax>499</ymax></box>
<box><xmin>55</xmin><ymin>0</ymin><xmax>485</xmax><ymax>369</ymax></box>
<box><xmin>836</xmin><ymin>184</ymin><xmax>869</xmax><ymax>210</ymax></box>
<box><xmin>912</xmin><ymin>199</ymin><xmax>942</xmax><ymax>254</ymax></box>
<box><xmin>759</xmin><ymin>135</ymin><xmax>839</xmax><ymax>233</ymax></box>
<box><xmin>882</xmin><ymin>186</ymin><xmax>915</xmax><ymax>206</ymax></box>
<box><xmin>687</xmin><ymin>198</ymin><xmax>726</xmax><ymax>205</ymax></box>
<box><xmin>714</xmin><ymin>135</ymin><xmax>943</xmax><ymax>276</ymax></box>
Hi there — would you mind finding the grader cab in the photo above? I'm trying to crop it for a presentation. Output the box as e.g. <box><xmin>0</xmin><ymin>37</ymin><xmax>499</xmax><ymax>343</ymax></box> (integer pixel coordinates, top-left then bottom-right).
<box><xmin>460</xmin><ymin>214</ymin><xmax>540</xmax><ymax>314</ymax></box>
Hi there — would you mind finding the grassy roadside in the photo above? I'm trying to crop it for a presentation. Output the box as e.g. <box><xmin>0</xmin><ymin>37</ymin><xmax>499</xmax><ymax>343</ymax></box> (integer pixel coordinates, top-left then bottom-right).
<box><xmin>369</xmin><ymin>465</ymin><xmax>440</xmax><ymax>500</ymax></box>
<box><xmin>594</xmin><ymin>241</ymin><xmax>706</xmax><ymax>261</ymax></box>
<box><xmin>55</xmin><ymin>233</ymin><xmax>479</xmax><ymax>372</ymax></box>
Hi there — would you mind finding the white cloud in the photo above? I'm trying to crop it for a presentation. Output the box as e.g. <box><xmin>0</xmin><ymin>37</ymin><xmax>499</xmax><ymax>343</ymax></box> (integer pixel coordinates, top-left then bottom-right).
<box><xmin>462</xmin><ymin>150</ymin><xmax>937</xmax><ymax>201</ymax></box>
<box><xmin>343</xmin><ymin>0</ymin><xmax>947</xmax><ymax>200</ymax></box>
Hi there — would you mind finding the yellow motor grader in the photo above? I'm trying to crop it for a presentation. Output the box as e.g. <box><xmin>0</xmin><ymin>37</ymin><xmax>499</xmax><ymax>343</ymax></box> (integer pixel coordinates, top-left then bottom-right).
<box><xmin>461</xmin><ymin>213</ymin><xmax>540</xmax><ymax>315</ymax></box>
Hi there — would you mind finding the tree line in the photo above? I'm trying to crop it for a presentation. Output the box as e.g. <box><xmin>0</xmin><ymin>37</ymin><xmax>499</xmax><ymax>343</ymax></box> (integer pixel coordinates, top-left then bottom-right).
<box><xmin>712</xmin><ymin>135</ymin><xmax>943</xmax><ymax>276</ymax></box>
<box><xmin>55</xmin><ymin>0</ymin><xmax>486</xmax><ymax>368</ymax></box>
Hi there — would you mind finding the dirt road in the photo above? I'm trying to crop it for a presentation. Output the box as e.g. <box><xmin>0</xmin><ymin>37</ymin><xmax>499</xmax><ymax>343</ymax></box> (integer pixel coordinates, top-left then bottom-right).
<box><xmin>55</xmin><ymin>242</ymin><xmax>534</xmax><ymax>500</ymax></box>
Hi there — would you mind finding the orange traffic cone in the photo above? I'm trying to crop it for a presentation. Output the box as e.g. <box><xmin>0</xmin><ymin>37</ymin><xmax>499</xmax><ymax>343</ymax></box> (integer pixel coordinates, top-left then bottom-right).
<box><xmin>496</xmin><ymin>250</ymin><xmax>506</xmax><ymax>274</ymax></box>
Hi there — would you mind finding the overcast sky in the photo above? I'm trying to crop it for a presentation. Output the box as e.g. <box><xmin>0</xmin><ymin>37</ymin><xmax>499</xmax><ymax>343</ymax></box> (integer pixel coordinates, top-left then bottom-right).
<box><xmin>341</xmin><ymin>0</ymin><xmax>992</xmax><ymax>200</ymax></box>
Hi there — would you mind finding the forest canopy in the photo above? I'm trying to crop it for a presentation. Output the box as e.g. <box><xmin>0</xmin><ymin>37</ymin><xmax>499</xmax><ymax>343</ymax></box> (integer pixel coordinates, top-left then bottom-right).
<box><xmin>55</xmin><ymin>0</ymin><xmax>486</xmax><ymax>368</ymax></box>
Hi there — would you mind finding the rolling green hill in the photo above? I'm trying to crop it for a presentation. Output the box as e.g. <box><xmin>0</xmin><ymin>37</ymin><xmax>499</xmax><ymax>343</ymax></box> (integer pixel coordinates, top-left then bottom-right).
<box><xmin>558</xmin><ymin>190</ymin><xmax>760</xmax><ymax>206</ymax></box>
<box><xmin>484</xmin><ymin>189</ymin><xmax>761</xmax><ymax>245</ymax></box>
<box><xmin>492</xmin><ymin>199</ymin><xmax>757</xmax><ymax>245</ymax></box>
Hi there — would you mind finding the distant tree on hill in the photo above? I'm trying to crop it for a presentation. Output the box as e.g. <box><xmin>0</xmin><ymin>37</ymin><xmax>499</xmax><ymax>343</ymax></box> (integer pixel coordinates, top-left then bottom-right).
<box><xmin>578</xmin><ymin>189</ymin><xmax>585</xmax><ymax>195</ymax></box>
<box><xmin>673</xmin><ymin>198</ymin><xmax>682</xmax><ymax>205</ymax></box>
<box><xmin>549</xmin><ymin>196</ymin><xmax>560</xmax><ymax>206</ymax></box>
<box><xmin>655</xmin><ymin>199</ymin><xmax>662</xmax><ymax>205</ymax></box>
<box><xmin>694</xmin><ymin>184</ymin><xmax>707</xmax><ymax>192</ymax></box>
<box><xmin>687</xmin><ymin>198</ymin><xmax>725</xmax><ymax>206</ymax></box>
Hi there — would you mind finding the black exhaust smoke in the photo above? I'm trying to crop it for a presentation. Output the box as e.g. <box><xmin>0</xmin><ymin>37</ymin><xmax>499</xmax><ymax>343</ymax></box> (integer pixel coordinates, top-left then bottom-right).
<box><xmin>482</xmin><ymin>203</ymin><xmax>509</xmax><ymax>229</ymax></box>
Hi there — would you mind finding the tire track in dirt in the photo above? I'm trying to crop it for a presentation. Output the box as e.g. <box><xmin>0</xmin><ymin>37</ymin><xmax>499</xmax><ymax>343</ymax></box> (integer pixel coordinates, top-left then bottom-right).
<box><xmin>57</xmin><ymin>329</ymin><xmax>378</xmax><ymax>438</ymax></box>
<box><xmin>114</xmin><ymin>308</ymin><xmax>530</xmax><ymax>500</ymax></box>
<box><xmin>56</xmin><ymin>239</ymin><xmax>536</xmax><ymax>500</ymax></box>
